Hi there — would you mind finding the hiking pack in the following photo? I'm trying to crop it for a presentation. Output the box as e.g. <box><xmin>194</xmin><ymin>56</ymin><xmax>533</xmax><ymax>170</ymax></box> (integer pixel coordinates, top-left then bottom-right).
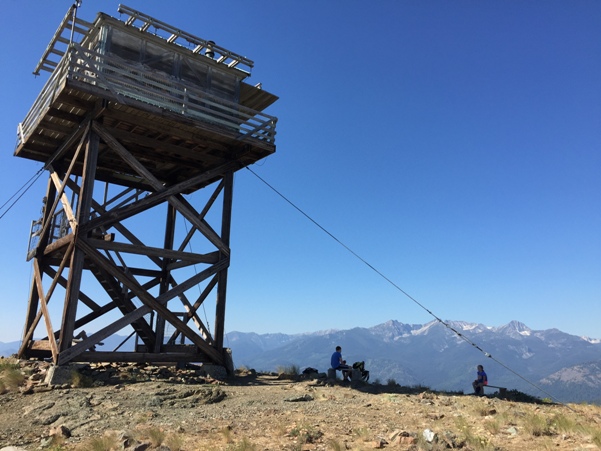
<box><xmin>352</xmin><ymin>361</ymin><xmax>370</xmax><ymax>382</ymax></box>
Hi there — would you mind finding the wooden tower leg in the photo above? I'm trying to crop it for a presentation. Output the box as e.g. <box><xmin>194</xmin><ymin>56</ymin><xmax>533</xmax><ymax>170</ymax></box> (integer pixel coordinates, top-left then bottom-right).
<box><xmin>19</xmin><ymin>177</ymin><xmax>57</xmax><ymax>356</ymax></box>
<box><xmin>155</xmin><ymin>203</ymin><xmax>177</xmax><ymax>353</ymax></box>
<box><xmin>58</xmin><ymin>129</ymin><xmax>99</xmax><ymax>358</ymax></box>
<box><xmin>214</xmin><ymin>171</ymin><xmax>233</xmax><ymax>351</ymax></box>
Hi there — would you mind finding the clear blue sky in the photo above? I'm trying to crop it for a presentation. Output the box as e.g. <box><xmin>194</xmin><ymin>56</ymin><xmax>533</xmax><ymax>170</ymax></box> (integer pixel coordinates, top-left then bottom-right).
<box><xmin>1</xmin><ymin>1</ymin><xmax>600</xmax><ymax>343</ymax></box>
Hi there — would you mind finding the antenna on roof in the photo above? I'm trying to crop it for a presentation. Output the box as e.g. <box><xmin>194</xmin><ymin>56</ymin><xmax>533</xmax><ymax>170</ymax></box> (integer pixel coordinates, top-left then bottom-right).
<box><xmin>69</xmin><ymin>0</ymin><xmax>82</xmax><ymax>44</ymax></box>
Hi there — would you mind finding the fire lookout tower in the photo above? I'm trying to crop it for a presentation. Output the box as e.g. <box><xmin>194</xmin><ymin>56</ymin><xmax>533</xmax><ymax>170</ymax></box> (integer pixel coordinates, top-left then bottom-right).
<box><xmin>15</xmin><ymin>4</ymin><xmax>278</xmax><ymax>371</ymax></box>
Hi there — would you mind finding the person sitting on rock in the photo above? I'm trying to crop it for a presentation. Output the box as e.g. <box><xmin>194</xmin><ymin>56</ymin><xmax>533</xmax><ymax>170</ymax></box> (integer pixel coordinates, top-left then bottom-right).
<box><xmin>331</xmin><ymin>345</ymin><xmax>352</xmax><ymax>382</ymax></box>
<box><xmin>472</xmin><ymin>364</ymin><xmax>488</xmax><ymax>395</ymax></box>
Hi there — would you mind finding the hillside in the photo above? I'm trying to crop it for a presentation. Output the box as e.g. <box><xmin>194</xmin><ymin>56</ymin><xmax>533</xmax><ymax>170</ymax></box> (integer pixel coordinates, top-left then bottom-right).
<box><xmin>1</xmin><ymin>358</ymin><xmax>601</xmax><ymax>451</ymax></box>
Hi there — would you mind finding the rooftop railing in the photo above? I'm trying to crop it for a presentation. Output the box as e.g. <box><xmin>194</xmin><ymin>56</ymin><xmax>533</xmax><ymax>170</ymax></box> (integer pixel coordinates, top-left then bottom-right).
<box><xmin>17</xmin><ymin>44</ymin><xmax>277</xmax><ymax>151</ymax></box>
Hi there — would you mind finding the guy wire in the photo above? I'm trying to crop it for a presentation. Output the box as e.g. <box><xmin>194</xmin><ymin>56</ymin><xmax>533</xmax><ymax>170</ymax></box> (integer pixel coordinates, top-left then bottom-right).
<box><xmin>246</xmin><ymin>166</ymin><xmax>576</xmax><ymax>411</ymax></box>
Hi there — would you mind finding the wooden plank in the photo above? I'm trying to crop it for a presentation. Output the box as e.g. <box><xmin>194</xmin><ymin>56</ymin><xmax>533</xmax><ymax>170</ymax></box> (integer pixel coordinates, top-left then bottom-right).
<box><xmin>88</xmin><ymin>238</ymin><xmax>218</xmax><ymax>264</ymax></box>
<box><xmin>103</xmin><ymin>107</ymin><xmax>230</xmax><ymax>153</ymax></box>
<box><xmin>104</xmin><ymin>126</ymin><xmax>223</xmax><ymax>164</ymax></box>
<box><xmin>43</xmin><ymin>233</ymin><xmax>73</xmax><ymax>256</ymax></box>
<box><xmin>49</xmin><ymin>170</ymin><xmax>77</xmax><ymax>228</ymax></box>
<box><xmin>30</xmin><ymin>340</ymin><xmax>52</xmax><ymax>351</ymax></box>
<box><xmin>46</xmin><ymin>107</ymin><xmax>84</xmax><ymax>124</ymax></box>
<box><xmin>33</xmin><ymin>259</ymin><xmax>59</xmax><ymax>362</ymax></box>
<box><xmin>74</xmin><ymin>351</ymin><xmax>213</xmax><ymax>363</ymax></box>
<box><xmin>166</xmin><ymin>252</ymin><xmax>220</xmax><ymax>270</ymax></box>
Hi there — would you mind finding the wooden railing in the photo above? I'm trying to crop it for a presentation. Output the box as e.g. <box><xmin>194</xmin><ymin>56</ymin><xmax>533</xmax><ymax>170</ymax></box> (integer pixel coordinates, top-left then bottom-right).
<box><xmin>17</xmin><ymin>45</ymin><xmax>277</xmax><ymax>149</ymax></box>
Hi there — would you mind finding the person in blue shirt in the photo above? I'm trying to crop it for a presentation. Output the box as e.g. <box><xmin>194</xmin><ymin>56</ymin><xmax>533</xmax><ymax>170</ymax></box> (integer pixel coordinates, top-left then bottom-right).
<box><xmin>472</xmin><ymin>364</ymin><xmax>488</xmax><ymax>395</ymax></box>
<box><xmin>331</xmin><ymin>345</ymin><xmax>351</xmax><ymax>382</ymax></box>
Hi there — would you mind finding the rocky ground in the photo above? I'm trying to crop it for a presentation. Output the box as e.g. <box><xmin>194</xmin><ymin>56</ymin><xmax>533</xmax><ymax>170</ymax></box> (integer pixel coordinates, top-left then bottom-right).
<box><xmin>1</xmin><ymin>358</ymin><xmax>600</xmax><ymax>451</ymax></box>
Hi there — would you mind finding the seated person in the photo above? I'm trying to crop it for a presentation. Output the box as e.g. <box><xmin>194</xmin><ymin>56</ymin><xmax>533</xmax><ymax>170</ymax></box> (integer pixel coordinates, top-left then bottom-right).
<box><xmin>331</xmin><ymin>345</ymin><xmax>352</xmax><ymax>381</ymax></box>
<box><xmin>472</xmin><ymin>364</ymin><xmax>488</xmax><ymax>395</ymax></box>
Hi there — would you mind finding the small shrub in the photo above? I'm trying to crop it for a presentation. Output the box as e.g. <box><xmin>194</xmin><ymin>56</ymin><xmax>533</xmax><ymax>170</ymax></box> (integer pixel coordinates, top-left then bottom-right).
<box><xmin>592</xmin><ymin>428</ymin><xmax>601</xmax><ymax>448</ymax></box>
<box><xmin>81</xmin><ymin>432</ymin><xmax>119</xmax><ymax>451</ymax></box>
<box><xmin>523</xmin><ymin>413</ymin><xmax>552</xmax><ymax>437</ymax></box>
<box><xmin>46</xmin><ymin>434</ymin><xmax>67</xmax><ymax>450</ymax></box>
<box><xmin>70</xmin><ymin>371</ymin><xmax>93</xmax><ymax>388</ymax></box>
<box><xmin>226</xmin><ymin>438</ymin><xmax>257</xmax><ymax>451</ymax></box>
<box><xmin>474</xmin><ymin>405</ymin><xmax>493</xmax><ymax>417</ymax></box>
<box><xmin>289</xmin><ymin>424</ymin><xmax>323</xmax><ymax>444</ymax></box>
<box><xmin>386</xmin><ymin>378</ymin><xmax>398</xmax><ymax>386</ymax></box>
<box><xmin>454</xmin><ymin>415</ymin><xmax>476</xmax><ymax>443</ymax></box>
<box><xmin>353</xmin><ymin>427</ymin><xmax>371</xmax><ymax>441</ymax></box>
<box><xmin>277</xmin><ymin>364</ymin><xmax>300</xmax><ymax>377</ymax></box>
<box><xmin>464</xmin><ymin>433</ymin><xmax>493</xmax><ymax>450</ymax></box>
<box><xmin>220</xmin><ymin>425</ymin><xmax>234</xmax><ymax>443</ymax></box>
<box><xmin>146</xmin><ymin>427</ymin><xmax>166</xmax><ymax>447</ymax></box>
<box><xmin>550</xmin><ymin>413</ymin><xmax>577</xmax><ymax>433</ymax></box>
<box><xmin>483</xmin><ymin>418</ymin><xmax>501</xmax><ymax>434</ymax></box>
<box><xmin>383</xmin><ymin>393</ymin><xmax>399</xmax><ymax>403</ymax></box>
<box><xmin>134</xmin><ymin>410</ymin><xmax>155</xmax><ymax>424</ymax></box>
<box><xmin>326</xmin><ymin>438</ymin><xmax>345</xmax><ymax>451</ymax></box>
<box><xmin>0</xmin><ymin>359</ymin><xmax>20</xmax><ymax>372</ymax></box>
<box><xmin>165</xmin><ymin>432</ymin><xmax>184</xmax><ymax>451</ymax></box>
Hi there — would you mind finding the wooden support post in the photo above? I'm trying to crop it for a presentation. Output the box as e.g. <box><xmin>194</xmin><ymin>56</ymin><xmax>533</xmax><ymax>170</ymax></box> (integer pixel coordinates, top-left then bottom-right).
<box><xmin>155</xmin><ymin>203</ymin><xmax>177</xmax><ymax>353</ymax></box>
<box><xmin>58</xmin><ymin>127</ymin><xmax>99</xmax><ymax>358</ymax></box>
<box><xmin>214</xmin><ymin>171</ymin><xmax>233</xmax><ymax>351</ymax></box>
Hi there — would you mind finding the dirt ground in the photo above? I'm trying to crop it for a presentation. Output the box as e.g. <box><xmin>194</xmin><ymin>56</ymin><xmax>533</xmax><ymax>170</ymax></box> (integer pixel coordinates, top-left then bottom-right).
<box><xmin>1</xmin><ymin>359</ymin><xmax>600</xmax><ymax>450</ymax></box>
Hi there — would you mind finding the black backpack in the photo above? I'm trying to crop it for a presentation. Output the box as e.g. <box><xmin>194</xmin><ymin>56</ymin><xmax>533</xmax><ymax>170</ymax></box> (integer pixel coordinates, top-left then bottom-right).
<box><xmin>352</xmin><ymin>361</ymin><xmax>370</xmax><ymax>382</ymax></box>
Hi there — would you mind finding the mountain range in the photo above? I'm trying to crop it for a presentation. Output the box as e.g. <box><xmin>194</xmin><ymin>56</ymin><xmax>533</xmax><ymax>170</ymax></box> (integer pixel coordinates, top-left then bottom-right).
<box><xmin>225</xmin><ymin>319</ymin><xmax>601</xmax><ymax>404</ymax></box>
<box><xmin>2</xmin><ymin>319</ymin><xmax>600</xmax><ymax>404</ymax></box>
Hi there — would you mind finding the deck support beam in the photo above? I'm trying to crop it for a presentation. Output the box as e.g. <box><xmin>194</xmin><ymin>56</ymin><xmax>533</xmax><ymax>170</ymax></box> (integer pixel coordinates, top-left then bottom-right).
<box><xmin>19</xmin><ymin>122</ymin><xmax>235</xmax><ymax>369</ymax></box>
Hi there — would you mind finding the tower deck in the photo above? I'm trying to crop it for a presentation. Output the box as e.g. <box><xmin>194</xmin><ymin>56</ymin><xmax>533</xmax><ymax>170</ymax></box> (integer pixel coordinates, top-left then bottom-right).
<box><xmin>15</xmin><ymin>10</ymin><xmax>277</xmax><ymax>192</ymax></box>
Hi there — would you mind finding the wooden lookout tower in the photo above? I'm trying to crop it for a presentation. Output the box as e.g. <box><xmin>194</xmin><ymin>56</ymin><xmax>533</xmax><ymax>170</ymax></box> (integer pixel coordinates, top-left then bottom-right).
<box><xmin>15</xmin><ymin>4</ymin><xmax>278</xmax><ymax>371</ymax></box>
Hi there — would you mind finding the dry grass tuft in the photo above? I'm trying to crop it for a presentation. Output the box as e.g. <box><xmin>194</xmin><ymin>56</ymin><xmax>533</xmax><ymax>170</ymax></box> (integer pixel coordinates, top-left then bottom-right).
<box><xmin>0</xmin><ymin>367</ymin><xmax>25</xmax><ymax>391</ymax></box>
<box><xmin>78</xmin><ymin>432</ymin><xmax>119</xmax><ymax>451</ymax></box>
